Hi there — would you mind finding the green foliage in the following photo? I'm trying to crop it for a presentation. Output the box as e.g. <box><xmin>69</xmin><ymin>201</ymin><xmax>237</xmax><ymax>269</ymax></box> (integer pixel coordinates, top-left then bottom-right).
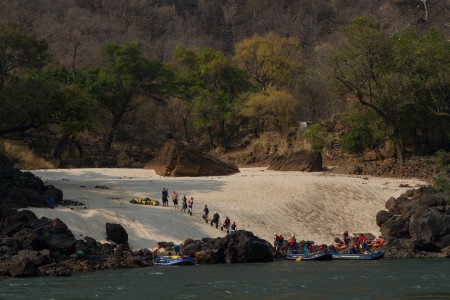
<box><xmin>301</xmin><ymin>123</ymin><xmax>327</xmax><ymax>151</ymax></box>
<box><xmin>171</xmin><ymin>45</ymin><xmax>254</xmax><ymax>147</ymax></box>
<box><xmin>0</xmin><ymin>24</ymin><xmax>49</xmax><ymax>90</ymax></box>
<box><xmin>80</xmin><ymin>42</ymin><xmax>170</xmax><ymax>155</ymax></box>
<box><xmin>434</xmin><ymin>176</ymin><xmax>450</xmax><ymax>193</ymax></box>
<box><xmin>340</xmin><ymin>110</ymin><xmax>385</xmax><ymax>157</ymax></box>
<box><xmin>435</xmin><ymin>150</ymin><xmax>449</xmax><ymax>172</ymax></box>
<box><xmin>330</xmin><ymin>17</ymin><xmax>450</xmax><ymax>162</ymax></box>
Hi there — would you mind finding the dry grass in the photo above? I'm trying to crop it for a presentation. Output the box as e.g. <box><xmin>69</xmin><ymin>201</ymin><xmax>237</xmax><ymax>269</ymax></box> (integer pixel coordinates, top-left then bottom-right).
<box><xmin>1</xmin><ymin>140</ymin><xmax>55</xmax><ymax>169</ymax></box>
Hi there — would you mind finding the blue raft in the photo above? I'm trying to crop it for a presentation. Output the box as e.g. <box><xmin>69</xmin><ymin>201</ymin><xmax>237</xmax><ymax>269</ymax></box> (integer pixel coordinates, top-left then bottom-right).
<box><xmin>332</xmin><ymin>251</ymin><xmax>384</xmax><ymax>260</ymax></box>
<box><xmin>286</xmin><ymin>250</ymin><xmax>333</xmax><ymax>261</ymax></box>
<box><xmin>154</xmin><ymin>255</ymin><xmax>196</xmax><ymax>266</ymax></box>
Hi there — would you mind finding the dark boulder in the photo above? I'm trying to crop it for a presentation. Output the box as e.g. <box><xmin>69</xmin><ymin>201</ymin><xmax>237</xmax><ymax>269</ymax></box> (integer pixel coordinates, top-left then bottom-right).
<box><xmin>409</xmin><ymin>206</ymin><xmax>450</xmax><ymax>249</ymax></box>
<box><xmin>268</xmin><ymin>151</ymin><xmax>322</xmax><ymax>172</ymax></box>
<box><xmin>184</xmin><ymin>230</ymin><xmax>274</xmax><ymax>264</ymax></box>
<box><xmin>0</xmin><ymin>155</ymin><xmax>63</xmax><ymax>209</ymax></box>
<box><xmin>385</xmin><ymin>196</ymin><xmax>413</xmax><ymax>215</ymax></box>
<box><xmin>376</xmin><ymin>186</ymin><xmax>450</xmax><ymax>258</ymax></box>
<box><xmin>3</xmin><ymin>257</ymin><xmax>37</xmax><ymax>277</ymax></box>
<box><xmin>182</xmin><ymin>238</ymin><xmax>201</xmax><ymax>256</ymax></box>
<box><xmin>105</xmin><ymin>223</ymin><xmax>128</xmax><ymax>244</ymax></box>
<box><xmin>147</xmin><ymin>140</ymin><xmax>239</xmax><ymax>177</ymax></box>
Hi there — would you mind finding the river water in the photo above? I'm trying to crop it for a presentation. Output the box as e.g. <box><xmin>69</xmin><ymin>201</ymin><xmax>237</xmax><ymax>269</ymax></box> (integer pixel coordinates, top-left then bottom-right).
<box><xmin>1</xmin><ymin>259</ymin><xmax>450</xmax><ymax>299</ymax></box>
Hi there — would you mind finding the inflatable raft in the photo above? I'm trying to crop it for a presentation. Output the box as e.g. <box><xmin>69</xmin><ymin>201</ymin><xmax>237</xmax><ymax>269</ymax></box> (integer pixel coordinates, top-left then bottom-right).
<box><xmin>332</xmin><ymin>251</ymin><xmax>384</xmax><ymax>260</ymax></box>
<box><xmin>286</xmin><ymin>251</ymin><xmax>333</xmax><ymax>261</ymax></box>
<box><xmin>154</xmin><ymin>255</ymin><xmax>196</xmax><ymax>266</ymax></box>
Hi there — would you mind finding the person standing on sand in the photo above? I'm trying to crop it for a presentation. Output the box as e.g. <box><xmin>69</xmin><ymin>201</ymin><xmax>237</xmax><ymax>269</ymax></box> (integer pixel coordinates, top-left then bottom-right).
<box><xmin>187</xmin><ymin>197</ymin><xmax>194</xmax><ymax>216</ymax></box>
<box><xmin>172</xmin><ymin>191</ymin><xmax>179</xmax><ymax>209</ymax></box>
<box><xmin>181</xmin><ymin>195</ymin><xmax>187</xmax><ymax>213</ymax></box>
<box><xmin>162</xmin><ymin>188</ymin><xmax>169</xmax><ymax>207</ymax></box>
<box><xmin>211</xmin><ymin>211</ymin><xmax>220</xmax><ymax>228</ymax></box>
<box><xmin>221</xmin><ymin>216</ymin><xmax>231</xmax><ymax>233</ymax></box>
<box><xmin>202</xmin><ymin>205</ymin><xmax>209</xmax><ymax>223</ymax></box>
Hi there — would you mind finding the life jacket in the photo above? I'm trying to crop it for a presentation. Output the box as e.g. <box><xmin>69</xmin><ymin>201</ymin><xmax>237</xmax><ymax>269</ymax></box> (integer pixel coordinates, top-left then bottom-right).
<box><xmin>289</xmin><ymin>237</ymin><xmax>296</xmax><ymax>246</ymax></box>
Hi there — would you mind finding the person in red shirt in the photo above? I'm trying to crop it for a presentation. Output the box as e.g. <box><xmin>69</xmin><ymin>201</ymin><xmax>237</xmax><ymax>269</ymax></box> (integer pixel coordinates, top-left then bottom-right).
<box><xmin>357</xmin><ymin>234</ymin><xmax>365</xmax><ymax>245</ymax></box>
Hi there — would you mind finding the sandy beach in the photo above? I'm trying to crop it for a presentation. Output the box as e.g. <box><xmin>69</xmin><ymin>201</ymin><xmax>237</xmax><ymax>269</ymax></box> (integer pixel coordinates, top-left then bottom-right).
<box><xmin>27</xmin><ymin>168</ymin><xmax>426</xmax><ymax>250</ymax></box>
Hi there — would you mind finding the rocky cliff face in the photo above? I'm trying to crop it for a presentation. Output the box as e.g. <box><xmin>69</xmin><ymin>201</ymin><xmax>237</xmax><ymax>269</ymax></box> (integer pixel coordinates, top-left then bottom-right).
<box><xmin>148</xmin><ymin>140</ymin><xmax>239</xmax><ymax>177</ymax></box>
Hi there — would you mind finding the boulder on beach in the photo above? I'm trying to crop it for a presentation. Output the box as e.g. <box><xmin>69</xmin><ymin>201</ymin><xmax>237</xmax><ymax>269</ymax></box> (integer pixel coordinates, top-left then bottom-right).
<box><xmin>147</xmin><ymin>140</ymin><xmax>239</xmax><ymax>177</ymax></box>
<box><xmin>268</xmin><ymin>150</ymin><xmax>322</xmax><ymax>172</ymax></box>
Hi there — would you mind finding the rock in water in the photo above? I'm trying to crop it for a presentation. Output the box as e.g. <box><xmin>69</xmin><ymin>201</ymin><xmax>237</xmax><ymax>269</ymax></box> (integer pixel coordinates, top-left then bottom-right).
<box><xmin>148</xmin><ymin>140</ymin><xmax>239</xmax><ymax>177</ymax></box>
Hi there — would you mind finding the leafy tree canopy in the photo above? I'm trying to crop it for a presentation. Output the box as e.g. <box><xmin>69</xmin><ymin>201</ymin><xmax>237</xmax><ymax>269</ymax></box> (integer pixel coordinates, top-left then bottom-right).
<box><xmin>234</xmin><ymin>32</ymin><xmax>302</xmax><ymax>90</ymax></box>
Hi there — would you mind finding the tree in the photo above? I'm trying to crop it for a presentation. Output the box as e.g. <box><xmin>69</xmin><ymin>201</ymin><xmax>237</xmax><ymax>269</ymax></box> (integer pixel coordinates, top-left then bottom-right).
<box><xmin>0</xmin><ymin>24</ymin><xmax>48</xmax><ymax>91</ymax></box>
<box><xmin>240</xmin><ymin>88</ymin><xmax>296</xmax><ymax>136</ymax></box>
<box><xmin>80</xmin><ymin>42</ymin><xmax>170</xmax><ymax>159</ymax></box>
<box><xmin>340</xmin><ymin>110</ymin><xmax>385</xmax><ymax>158</ymax></box>
<box><xmin>330</xmin><ymin>17</ymin><xmax>449</xmax><ymax>163</ymax></box>
<box><xmin>0</xmin><ymin>25</ymin><xmax>79</xmax><ymax>140</ymax></box>
<box><xmin>234</xmin><ymin>32</ymin><xmax>302</xmax><ymax>90</ymax></box>
<box><xmin>171</xmin><ymin>45</ymin><xmax>253</xmax><ymax>149</ymax></box>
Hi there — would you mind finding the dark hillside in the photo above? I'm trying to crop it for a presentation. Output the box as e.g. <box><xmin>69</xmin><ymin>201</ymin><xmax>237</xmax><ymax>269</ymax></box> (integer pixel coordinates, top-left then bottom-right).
<box><xmin>0</xmin><ymin>0</ymin><xmax>447</xmax><ymax>67</ymax></box>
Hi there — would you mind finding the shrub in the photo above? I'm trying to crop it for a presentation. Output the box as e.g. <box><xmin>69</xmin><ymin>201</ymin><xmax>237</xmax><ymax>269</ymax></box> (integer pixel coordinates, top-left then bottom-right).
<box><xmin>301</xmin><ymin>123</ymin><xmax>327</xmax><ymax>151</ymax></box>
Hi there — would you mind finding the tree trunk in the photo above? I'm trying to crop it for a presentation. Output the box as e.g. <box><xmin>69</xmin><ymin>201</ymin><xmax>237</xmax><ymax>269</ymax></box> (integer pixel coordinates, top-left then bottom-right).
<box><xmin>393</xmin><ymin>129</ymin><xmax>405</xmax><ymax>165</ymax></box>
<box><xmin>53</xmin><ymin>134</ymin><xmax>71</xmax><ymax>160</ymax></box>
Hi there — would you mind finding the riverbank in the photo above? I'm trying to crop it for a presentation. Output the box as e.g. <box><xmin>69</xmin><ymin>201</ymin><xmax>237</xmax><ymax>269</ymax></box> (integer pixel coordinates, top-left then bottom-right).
<box><xmin>28</xmin><ymin>168</ymin><xmax>427</xmax><ymax>250</ymax></box>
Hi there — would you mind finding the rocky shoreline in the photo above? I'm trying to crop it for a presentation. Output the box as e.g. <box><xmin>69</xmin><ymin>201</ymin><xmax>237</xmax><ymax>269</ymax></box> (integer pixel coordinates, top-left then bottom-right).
<box><xmin>1</xmin><ymin>153</ymin><xmax>449</xmax><ymax>278</ymax></box>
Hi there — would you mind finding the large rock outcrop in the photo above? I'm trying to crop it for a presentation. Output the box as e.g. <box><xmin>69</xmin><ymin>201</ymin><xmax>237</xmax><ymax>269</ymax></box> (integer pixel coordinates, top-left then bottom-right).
<box><xmin>0</xmin><ymin>208</ymin><xmax>154</xmax><ymax>277</ymax></box>
<box><xmin>376</xmin><ymin>186</ymin><xmax>450</xmax><ymax>258</ymax></box>
<box><xmin>268</xmin><ymin>150</ymin><xmax>322</xmax><ymax>172</ymax></box>
<box><xmin>0</xmin><ymin>153</ymin><xmax>63</xmax><ymax>209</ymax></box>
<box><xmin>181</xmin><ymin>230</ymin><xmax>275</xmax><ymax>264</ymax></box>
<box><xmin>148</xmin><ymin>140</ymin><xmax>239</xmax><ymax>177</ymax></box>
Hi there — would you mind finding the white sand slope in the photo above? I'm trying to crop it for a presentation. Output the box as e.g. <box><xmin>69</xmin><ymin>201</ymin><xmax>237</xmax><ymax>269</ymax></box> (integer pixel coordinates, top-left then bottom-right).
<box><xmin>27</xmin><ymin>168</ymin><xmax>426</xmax><ymax>250</ymax></box>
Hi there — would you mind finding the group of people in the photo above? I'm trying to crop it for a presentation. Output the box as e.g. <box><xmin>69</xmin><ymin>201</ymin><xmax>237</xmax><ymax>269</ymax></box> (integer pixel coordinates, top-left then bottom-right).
<box><xmin>161</xmin><ymin>188</ymin><xmax>194</xmax><ymax>215</ymax></box>
<box><xmin>162</xmin><ymin>188</ymin><xmax>237</xmax><ymax>234</ymax></box>
<box><xmin>273</xmin><ymin>230</ymin><xmax>372</xmax><ymax>254</ymax></box>
<box><xmin>201</xmin><ymin>205</ymin><xmax>237</xmax><ymax>234</ymax></box>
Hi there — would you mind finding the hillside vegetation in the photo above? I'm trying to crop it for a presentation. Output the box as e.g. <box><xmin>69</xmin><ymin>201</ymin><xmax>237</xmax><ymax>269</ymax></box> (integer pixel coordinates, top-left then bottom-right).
<box><xmin>0</xmin><ymin>0</ymin><xmax>448</xmax><ymax>174</ymax></box>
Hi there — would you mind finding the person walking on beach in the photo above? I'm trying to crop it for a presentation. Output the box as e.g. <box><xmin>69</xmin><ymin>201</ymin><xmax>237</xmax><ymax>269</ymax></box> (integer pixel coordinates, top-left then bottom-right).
<box><xmin>172</xmin><ymin>191</ymin><xmax>179</xmax><ymax>209</ymax></box>
<box><xmin>211</xmin><ymin>211</ymin><xmax>220</xmax><ymax>228</ymax></box>
<box><xmin>187</xmin><ymin>197</ymin><xmax>194</xmax><ymax>216</ymax></box>
<box><xmin>181</xmin><ymin>195</ymin><xmax>187</xmax><ymax>213</ymax></box>
<box><xmin>221</xmin><ymin>216</ymin><xmax>231</xmax><ymax>233</ymax></box>
<box><xmin>202</xmin><ymin>205</ymin><xmax>209</xmax><ymax>223</ymax></box>
<box><xmin>162</xmin><ymin>188</ymin><xmax>169</xmax><ymax>207</ymax></box>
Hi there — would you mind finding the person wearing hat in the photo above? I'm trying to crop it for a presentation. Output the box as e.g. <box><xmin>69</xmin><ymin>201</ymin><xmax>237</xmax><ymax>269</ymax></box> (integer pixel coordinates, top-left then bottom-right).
<box><xmin>211</xmin><ymin>211</ymin><xmax>220</xmax><ymax>228</ymax></box>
